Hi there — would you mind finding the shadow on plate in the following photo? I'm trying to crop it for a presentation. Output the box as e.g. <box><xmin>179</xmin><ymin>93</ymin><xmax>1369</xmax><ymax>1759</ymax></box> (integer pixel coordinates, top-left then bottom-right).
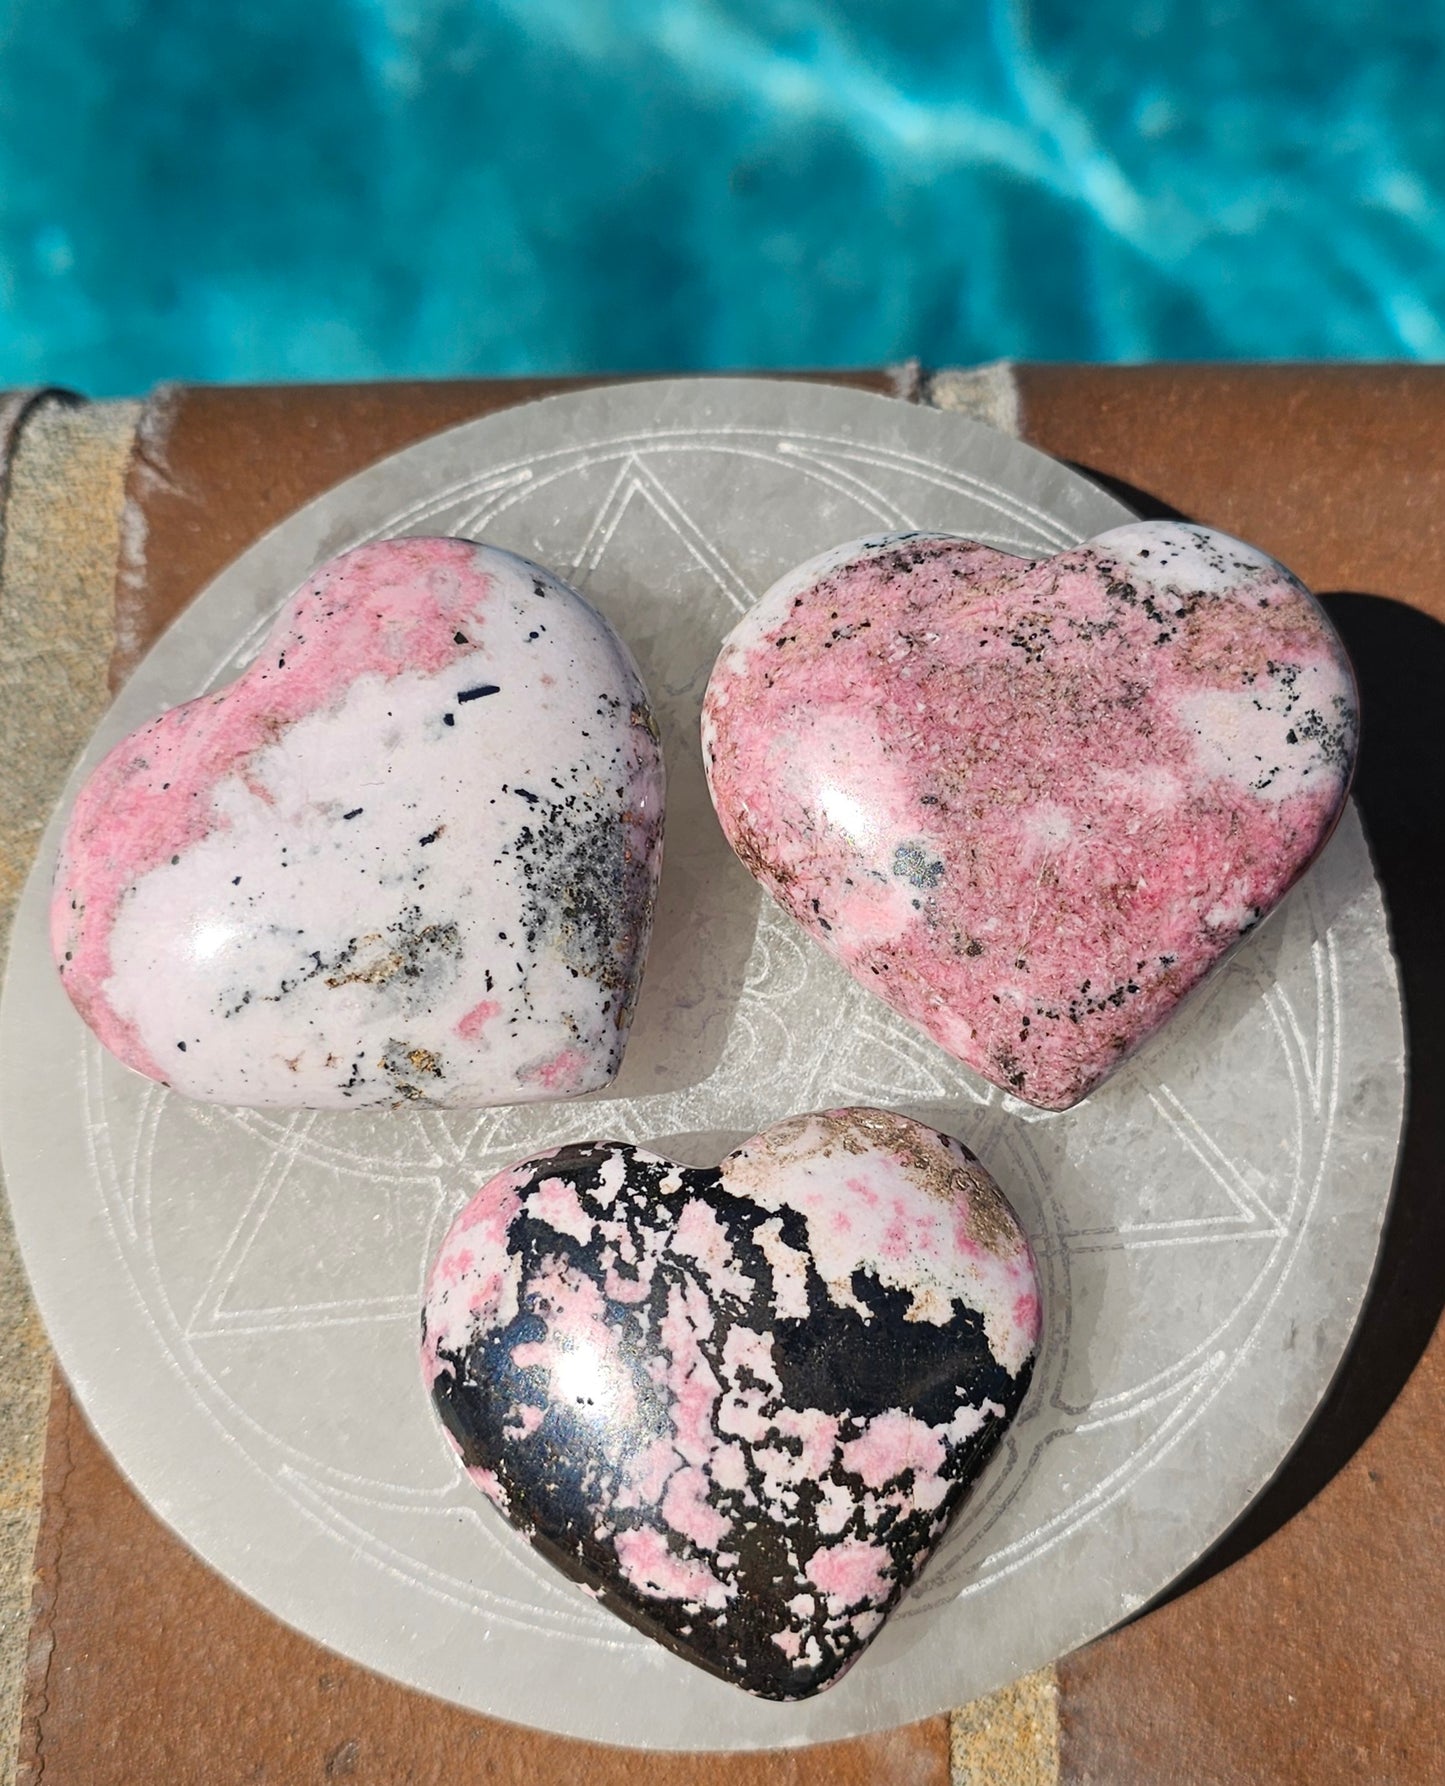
<box><xmin>1069</xmin><ymin>460</ymin><xmax>1445</xmax><ymax>1614</ymax></box>
<box><xmin>1148</xmin><ymin>585</ymin><xmax>1445</xmax><ymax>1612</ymax></box>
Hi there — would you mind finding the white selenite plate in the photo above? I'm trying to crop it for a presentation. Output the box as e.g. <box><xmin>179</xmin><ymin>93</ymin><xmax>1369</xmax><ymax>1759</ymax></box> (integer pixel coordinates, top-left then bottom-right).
<box><xmin>0</xmin><ymin>380</ymin><xmax>1405</xmax><ymax>1749</ymax></box>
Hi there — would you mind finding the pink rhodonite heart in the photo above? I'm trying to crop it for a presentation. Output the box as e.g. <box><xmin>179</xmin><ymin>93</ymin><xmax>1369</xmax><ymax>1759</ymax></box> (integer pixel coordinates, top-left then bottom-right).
<box><xmin>52</xmin><ymin>538</ymin><xmax>664</xmax><ymax>1109</ymax></box>
<box><xmin>421</xmin><ymin>1108</ymin><xmax>1040</xmax><ymax>1700</ymax></box>
<box><xmin>702</xmin><ymin>522</ymin><xmax>1358</xmax><ymax>1111</ymax></box>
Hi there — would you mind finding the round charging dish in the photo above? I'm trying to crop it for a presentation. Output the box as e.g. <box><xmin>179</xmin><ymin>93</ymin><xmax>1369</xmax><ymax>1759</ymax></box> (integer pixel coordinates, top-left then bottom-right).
<box><xmin>0</xmin><ymin>379</ymin><xmax>1405</xmax><ymax>1748</ymax></box>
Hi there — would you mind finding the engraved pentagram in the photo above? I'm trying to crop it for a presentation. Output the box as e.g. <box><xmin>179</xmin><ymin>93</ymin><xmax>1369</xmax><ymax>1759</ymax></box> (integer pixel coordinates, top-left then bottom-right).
<box><xmin>13</xmin><ymin>383</ymin><xmax>1399</xmax><ymax>1745</ymax></box>
<box><xmin>88</xmin><ymin>425</ymin><xmax>1339</xmax><ymax>1627</ymax></box>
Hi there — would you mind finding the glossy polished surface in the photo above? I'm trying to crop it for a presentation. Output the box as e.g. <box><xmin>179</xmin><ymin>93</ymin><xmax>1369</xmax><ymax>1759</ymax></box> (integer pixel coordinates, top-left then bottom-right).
<box><xmin>51</xmin><ymin>537</ymin><xmax>665</xmax><ymax>1108</ymax></box>
<box><xmin>703</xmin><ymin>522</ymin><xmax>1358</xmax><ymax>1111</ymax></box>
<box><xmin>422</xmin><ymin>1108</ymin><xmax>1040</xmax><ymax>1700</ymax></box>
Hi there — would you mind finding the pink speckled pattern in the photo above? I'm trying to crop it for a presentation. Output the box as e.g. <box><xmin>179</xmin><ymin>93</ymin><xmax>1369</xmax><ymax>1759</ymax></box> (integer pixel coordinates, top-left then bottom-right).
<box><xmin>702</xmin><ymin>522</ymin><xmax>1358</xmax><ymax>1110</ymax></box>
<box><xmin>422</xmin><ymin>1108</ymin><xmax>1041</xmax><ymax>1699</ymax></box>
<box><xmin>52</xmin><ymin>537</ymin><xmax>664</xmax><ymax>1108</ymax></box>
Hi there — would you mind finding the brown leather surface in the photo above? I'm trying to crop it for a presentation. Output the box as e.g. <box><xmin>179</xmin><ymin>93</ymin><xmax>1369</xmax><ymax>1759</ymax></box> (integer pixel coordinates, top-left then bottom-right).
<box><xmin>1016</xmin><ymin>361</ymin><xmax>1445</xmax><ymax>615</ymax></box>
<box><xmin>1018</xmin><ymin>363</ymin><xmax>1445</xmax><ymax>1784</ymax></box>
<box><xmin>1057</xmin><ymin>1347</ymin><xmax>1445</xmax><ymax>1786</ymax></box>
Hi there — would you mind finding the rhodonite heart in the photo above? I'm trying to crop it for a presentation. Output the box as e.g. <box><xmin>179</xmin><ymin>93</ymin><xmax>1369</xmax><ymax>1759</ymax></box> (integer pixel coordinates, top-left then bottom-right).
<box><xmin>702</xmin><ymin>522</ymin><xmax>1358</xmax><ymax>1110</ymax></box>
<box><xmin>52</xmin><ymin>537</ymin><xmax>665</xmax><ymax>1108</ymax></box>
<box><xmin>422</xmin><ymin>1108</ymin><xmax>1040</xmax><ymax>1700</ymax></box>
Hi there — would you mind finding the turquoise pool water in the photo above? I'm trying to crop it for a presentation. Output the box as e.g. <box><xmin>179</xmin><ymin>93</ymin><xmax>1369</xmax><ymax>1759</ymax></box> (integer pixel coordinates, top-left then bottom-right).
<box><xmin>1</xmin><ymin>1</ymin><xmax>1442</xmax><ymax>394</ymax></box>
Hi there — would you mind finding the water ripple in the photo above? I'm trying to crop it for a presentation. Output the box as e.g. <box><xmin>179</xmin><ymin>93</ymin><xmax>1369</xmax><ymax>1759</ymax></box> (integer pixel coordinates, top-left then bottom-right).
<box><xmin>0</xmin><ymin>0</ymin><xmax>1441</xmax><ymax>389</ymax></box>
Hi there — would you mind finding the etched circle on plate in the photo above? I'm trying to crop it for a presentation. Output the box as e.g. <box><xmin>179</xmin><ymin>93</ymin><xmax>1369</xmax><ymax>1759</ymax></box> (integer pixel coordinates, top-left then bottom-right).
<box><xmin>1</xmin><ymin>380</ymin><xmax>1405</xmax><ymax>1748</ymax></box>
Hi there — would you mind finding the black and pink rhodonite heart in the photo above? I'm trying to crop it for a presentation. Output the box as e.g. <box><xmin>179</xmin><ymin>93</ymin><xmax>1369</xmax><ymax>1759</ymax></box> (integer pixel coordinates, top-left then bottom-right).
<box><xmin>701</xmin><ymin>522</ymin><xmax>1359</xmax><ymax>1111</ymax></box>
<box><xmin>421</xmin><ymin>1108</ymin><xmax>1040</xmax><ymax>1700</ymax></box>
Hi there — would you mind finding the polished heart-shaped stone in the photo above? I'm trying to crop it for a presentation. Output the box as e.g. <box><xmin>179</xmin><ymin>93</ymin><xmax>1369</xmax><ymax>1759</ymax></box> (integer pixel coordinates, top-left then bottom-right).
<box><xmin>422</xmin><ymin>1108</ymin><xmax>1040</xmax><ymax>1700</ymax></box>
<box><xmin>702</xmin><ymin>523</ymin><xmax>1357</xmax><ymax>1110</ymax></box>
<box><xmin>52</xmin><ymin>538</ymin><xmax>664</xmax><ymax>1108</ymax></box>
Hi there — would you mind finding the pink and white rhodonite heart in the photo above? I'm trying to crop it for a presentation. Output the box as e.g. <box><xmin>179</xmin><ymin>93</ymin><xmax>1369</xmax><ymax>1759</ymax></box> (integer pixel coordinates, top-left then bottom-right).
<box><xmin>422</xmin><ymin>1107</ymin><xmax>1040</xmax><ymax>1699</ymax></box>
<box><xmin>52</xmin><ymin>537</ymin><xmax>664</xmax><ymax>1109</ymax></box>
<box><xmin>702</xmin><ymin>523</ymin><xmax>1357</xmax><ymax>1110</ymax></box>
